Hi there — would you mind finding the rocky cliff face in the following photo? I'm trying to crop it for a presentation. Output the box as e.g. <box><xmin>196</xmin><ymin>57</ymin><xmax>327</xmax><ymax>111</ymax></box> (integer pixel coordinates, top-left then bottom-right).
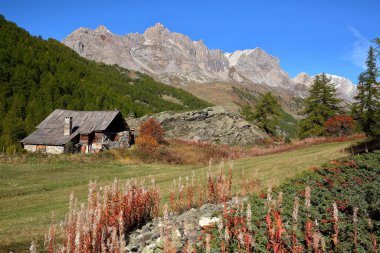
<box><xmin>128</xmin><ymin>106</ymin><xmax>267</xmax><ymax>145</ymax></box>
<box><xmin>225</xmin><ymin>49</ymin><xmax>292</xmax><ymax>88</ymax></box>
<box><xmin>63</xmin><ymin>23</ymin><xmax>356</xmax><ymax>101</ymax></box>
<box><xmin>63</xmin><ymin>23</ymin><xmax>231</xmax><ymax>84</ymax></box>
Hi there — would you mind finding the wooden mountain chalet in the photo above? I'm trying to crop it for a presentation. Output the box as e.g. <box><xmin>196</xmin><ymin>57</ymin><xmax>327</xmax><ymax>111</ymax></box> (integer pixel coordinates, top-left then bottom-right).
<box><xmin>21</xmin><ymin>109</ymin><xmax>132</xmax><ymax>154</ymax></box>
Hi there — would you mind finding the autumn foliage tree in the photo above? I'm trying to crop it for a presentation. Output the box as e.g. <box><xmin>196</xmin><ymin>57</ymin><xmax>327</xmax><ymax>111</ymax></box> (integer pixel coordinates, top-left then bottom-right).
<box><xmin>136</xmin><ymin>118</ymin><xmax>165</xmax><ymax>150</ymax></box>
<box><xmin>324</xmin><ymin>115</ymin><xmax>354</xmax><ymax>136</ymax></box>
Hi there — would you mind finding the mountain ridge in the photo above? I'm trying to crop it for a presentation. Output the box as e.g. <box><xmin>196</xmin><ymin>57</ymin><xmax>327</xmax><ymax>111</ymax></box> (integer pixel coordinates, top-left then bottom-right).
<box><xmin>63</xmin><ymin>23</ymin><xmax>356</xmax><ymax>101</ymax></box>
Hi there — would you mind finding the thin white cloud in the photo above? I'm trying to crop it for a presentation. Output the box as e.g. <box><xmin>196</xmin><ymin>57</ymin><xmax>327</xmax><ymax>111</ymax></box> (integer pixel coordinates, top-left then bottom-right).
<box><xmin>348</xmin><ymin>27</ymin><xmax>371</xmax><ymax>69</ymax></box>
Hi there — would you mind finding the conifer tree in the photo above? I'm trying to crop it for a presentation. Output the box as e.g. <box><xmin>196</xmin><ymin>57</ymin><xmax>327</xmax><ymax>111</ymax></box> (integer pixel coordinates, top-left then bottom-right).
<box><xmin>240</xmin><ymin>104</ymin><xmax>255</xmax><ymax>122</ymax></box>
<box><xmin>300</xmin><ymin>73</ymin><xmax>341</xmax><ymax>138</ymax></box>
<box><xmin>253</xmin><ymin>92</ymin><xmax>281</xmax><ymax>135</ymax></box>
<box><xmin>352</xmin><ymin>46</ymin><xmax>380</xmax><ymax>136</ymax></box>
<box><xmin>374</xmin><ymin>37</ymin><xmax>380</xmax><ymax>55</ymax></box>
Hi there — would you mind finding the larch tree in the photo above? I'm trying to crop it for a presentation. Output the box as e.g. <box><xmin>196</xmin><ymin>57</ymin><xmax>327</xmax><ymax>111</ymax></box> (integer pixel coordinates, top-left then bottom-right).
<box><xmin>253</xmin><ymin>92</ymin><xmax>282</xmax><ymax>136</ymax></box>
<box><xmin>136</xmin><ymin>118</ymin><xmax>165</xmax><ymax>151</ymax></box>
<box><xmin>300</xmin><ymin>73</ymin><xmax>341</xmax><ymax>138</ymax></box>
<box><xmin>352</xmin><ymin>46</ymin><xmax>380</xmax><ymax>136</ymax></box>
<box><xmin>240</xmin><ymin>104</ymin><xmax>255</xmax><ymax>122</ymax></box>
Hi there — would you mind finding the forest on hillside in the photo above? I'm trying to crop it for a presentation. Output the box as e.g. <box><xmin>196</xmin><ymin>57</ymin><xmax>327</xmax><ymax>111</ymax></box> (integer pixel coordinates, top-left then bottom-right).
<box><xmin>0</xmin><ymin>15</ymin><xmax>211</xmax><ymax>153</ymax></box>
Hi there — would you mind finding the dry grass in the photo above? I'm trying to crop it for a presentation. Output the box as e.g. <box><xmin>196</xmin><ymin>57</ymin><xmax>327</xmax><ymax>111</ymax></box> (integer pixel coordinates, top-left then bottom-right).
<box><xmin>0</xmin><ymin>135</ymin><xmax>364</xmax><ymax>166</ymax></box>
<box><xmin>45</xmin><ymin>179</ymin><xmax>159</xmax><ymax>253</ymax></box>
<box><xmin>0</xmin><ymin>139</ymin><xmax>359</xmax><ymax>252</ymax></box>
<box><xmin>132</xmin><ymin>134</ymin><xmax>365</xmax><ymax>165</ymax></box>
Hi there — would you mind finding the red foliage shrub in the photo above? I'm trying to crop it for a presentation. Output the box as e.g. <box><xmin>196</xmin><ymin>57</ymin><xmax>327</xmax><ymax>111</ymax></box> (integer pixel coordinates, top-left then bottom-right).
<box><xmin>139</xmin><ymin>118</ymin><xmax>165</xmax><ymax>143</ymax></box>
<box><xmin>136</xmin><ymin>118</ymin><xmax>165</xmax><ymax>151</ymax></box>
<box><xmin>353</xmin><ymin>176</ymin><xmax>364</xmax><ymax>185</ymax></box>
<box><xmin>136</xmin><ymin>134</ymin><xmax>160</xmax><ymax>150</ymax></box>
<box><xmin>335</xmin><ymin>199</ymin><xmax>349</xmax><ymax>211</ymax></box>
<box><xmin>324</xmin><ymin>115</ymin><xmax>354</xmax><ymax>136</ymax></box>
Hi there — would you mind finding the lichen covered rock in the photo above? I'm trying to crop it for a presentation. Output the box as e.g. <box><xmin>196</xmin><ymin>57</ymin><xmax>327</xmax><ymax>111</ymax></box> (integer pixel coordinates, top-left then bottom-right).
<box><xmin>128</xmin><ymin>106</ymin><xmax>267</xmax><ymax>145</ymax></box>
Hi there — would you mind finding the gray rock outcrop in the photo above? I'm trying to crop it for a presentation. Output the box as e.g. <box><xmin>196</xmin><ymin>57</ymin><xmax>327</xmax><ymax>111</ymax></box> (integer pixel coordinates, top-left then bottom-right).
<box><xmin>126</xmin><ymin>203</ymin><xmax>222</xmax><ymax>252</ymax></box>
<box><xmin>126</xmin><ymin>197</ymin><xmax>247</xmax><ymax>253</ymax></box>
<box><xmin>128</xmin><ymin>106</ymin><xmax>267</xmax><ymax>145</ymax></box>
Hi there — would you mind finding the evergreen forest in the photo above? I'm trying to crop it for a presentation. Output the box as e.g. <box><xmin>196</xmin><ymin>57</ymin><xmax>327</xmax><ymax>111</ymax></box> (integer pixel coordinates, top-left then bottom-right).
<box><xmin>0</xmin><ymin>15</ymin><xmax>211</xmax><ymax>153</ymax></box>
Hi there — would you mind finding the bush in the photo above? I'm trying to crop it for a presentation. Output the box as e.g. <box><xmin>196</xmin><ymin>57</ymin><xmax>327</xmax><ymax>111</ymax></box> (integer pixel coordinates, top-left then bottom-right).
<box><xmin>135</xmin><ymin>134</ymin><xmax>160</xmax><ymax>150</ymax></box>
<box><xmin>135</xmin><ymin>118</ymin><xmax>165</xmax><ymax>151</ymax></box>
<box><xmin>139</xmin><ymin>118</ymin><xmax>165</xmax><ymax>143</ymax></box>
<box><xmin>324</xmin><ymin>115</ymin><xmax>354</xmax><ymax>136</ymax></box>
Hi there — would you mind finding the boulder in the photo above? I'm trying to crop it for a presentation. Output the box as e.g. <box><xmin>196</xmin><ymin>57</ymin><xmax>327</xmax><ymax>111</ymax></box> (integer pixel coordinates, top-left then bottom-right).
<box><xmin>128</xmin><ymin>106</ymin><xmax>267</xmax><ymax>145</ymax></box>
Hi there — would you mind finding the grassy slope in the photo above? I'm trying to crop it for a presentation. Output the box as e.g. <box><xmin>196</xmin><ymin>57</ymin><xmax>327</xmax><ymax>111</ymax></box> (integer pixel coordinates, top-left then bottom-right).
<box><xmin>0</xmin><ymin>140</ymin><xmax>357</xmax><ymax>252</ymax></box>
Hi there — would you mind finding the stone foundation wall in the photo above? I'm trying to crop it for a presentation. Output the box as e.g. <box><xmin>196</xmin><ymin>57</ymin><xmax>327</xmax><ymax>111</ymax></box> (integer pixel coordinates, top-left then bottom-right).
<box><xmin>24</xmin><ymin>145</ymin><xmax>64</xmax><ymax>154</ymax></box>
<box><xmin>46</xmin><ymin>146</ymin><xmax>64</xmax><ymax>154</ymax></box>
<box><xmin>24</xmin><ymin>145</ymin><xmax>37</xmax><ymax>152</ymax></box>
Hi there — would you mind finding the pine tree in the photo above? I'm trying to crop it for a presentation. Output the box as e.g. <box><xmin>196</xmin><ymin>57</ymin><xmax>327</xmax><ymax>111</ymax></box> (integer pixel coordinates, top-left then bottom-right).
<box><xmin>374</xmin><ymin>37</ymin><xmax>380</xmax><ymax>55</ymax></box>
<box><xmin>253</xmin><ymin>92</ymin><xmax>281</xmax><ymax>135</ymax></box>
<box><xmin>300</xmin><ymin>73</ymin><xmax>341</xmax><ymax>138</ymax></box>
<box><xmin>352</xmin><ymin>46</ymin><xmax>380</xmax><ymax>136</ymax></box>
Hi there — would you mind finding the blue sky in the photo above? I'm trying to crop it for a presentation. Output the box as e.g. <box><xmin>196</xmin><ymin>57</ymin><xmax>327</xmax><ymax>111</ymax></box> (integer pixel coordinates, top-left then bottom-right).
<box><xmin>1</xmin><ymin>0</ymin><xmax>379</xmax><ymax>83</ymax></box>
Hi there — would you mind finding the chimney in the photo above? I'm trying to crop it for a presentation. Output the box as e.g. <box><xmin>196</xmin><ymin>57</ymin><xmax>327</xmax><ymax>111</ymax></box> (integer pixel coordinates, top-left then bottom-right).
<box><xmin>64</xmin><ymin>117</ymin><xmax>72</xmax><ymax>136</ymax></box>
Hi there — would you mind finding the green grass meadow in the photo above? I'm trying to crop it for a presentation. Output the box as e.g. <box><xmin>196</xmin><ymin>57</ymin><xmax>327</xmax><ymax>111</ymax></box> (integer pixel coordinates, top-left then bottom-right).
<box><xmin>0</xmin><ymin>140</ymin><xmax>358</xmax><ymax>252</ymax></box>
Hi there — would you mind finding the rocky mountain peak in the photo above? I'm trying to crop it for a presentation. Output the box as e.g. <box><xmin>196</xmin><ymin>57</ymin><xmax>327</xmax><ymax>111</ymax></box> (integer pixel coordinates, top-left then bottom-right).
<box><xmin>62</xmin><ymin>24</ymin><xmax>356</xmax><ymax>102</ymax></box>
<box><xmin>293</xmin><ymin>72</ymin><xmax>311</xmax><ymax>86</ymax></box>
<box><xmin>224</xmin><ymin>47</ymin><xmax>290</xmax><ymax>87</ymax></box>
<box><xmin>295</xmin><ymin>72</ymin><xmax>309</xmax><ymax>77</ymax></box>
<box><xmin>153</xmin><ymin>22</ymin><xmax>165</xmax><ymax>30</ymax></box>
<box><xmin>143</xmin><ymin>23</ymin><xmax>169</xmax><ymax>40</ymax></box>
<box><xmin>95</xmin><ymin>25</ymin><xmax>111</xmax><ymax>34</ymax></box>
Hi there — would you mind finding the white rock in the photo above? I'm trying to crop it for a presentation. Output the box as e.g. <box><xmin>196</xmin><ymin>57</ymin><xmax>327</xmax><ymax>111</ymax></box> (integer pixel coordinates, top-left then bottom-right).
<box><xmin>142</xmin><ymin>243</ymin><xmax>156</xmax><ymax>253</ymax></box>
<box><xmin>198</xmin><ymin>216</ymin><xmax>221</xmax><ymax>227</ymax></box>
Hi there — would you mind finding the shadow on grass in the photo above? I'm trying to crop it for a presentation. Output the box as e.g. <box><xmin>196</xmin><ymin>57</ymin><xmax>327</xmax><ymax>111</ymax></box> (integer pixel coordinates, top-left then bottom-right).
<box><xmin>0</xmin><ymin>241</ymin><xmax>39</xmax><ymax>253</ymax></box>
<box><xmin>346</xmin><ymin>137</ymin><xmax>380</xmax><ymax>154</ymax></box>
